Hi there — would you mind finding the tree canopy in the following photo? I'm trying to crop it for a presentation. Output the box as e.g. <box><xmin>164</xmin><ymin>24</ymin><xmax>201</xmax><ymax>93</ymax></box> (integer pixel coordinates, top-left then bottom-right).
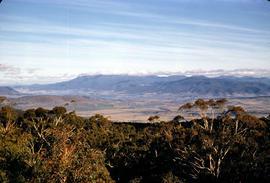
<box><xmin>0</xmin><ymin>98</ymin><xmax>270</xmax><ymax>182</ymax></box>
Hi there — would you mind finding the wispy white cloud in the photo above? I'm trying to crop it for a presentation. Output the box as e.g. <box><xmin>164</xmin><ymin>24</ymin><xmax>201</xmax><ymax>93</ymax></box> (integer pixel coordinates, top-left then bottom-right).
<box><xmin>73</xmin><ymin>68</ymin><xmax>270</xmax><ymax>79</ymax></box>
<box><xmin>0</xmin><ymin>63</ymin><xmax>76</xmax><ymax>85</ymax></box>
<box><xmin>1</xmin><ymin>15</ymin><xmax>268</xmax><ymax>51</ymax></box>
<box><xmin>0</xmin><ymin>63</ymin><xmax>47</xmax><ymax>85</ymax></box>
<box><xmin>25</xmin><ymin>68</ymin><xmax>41</xmax><ymax>74</ymax></box>
<box><xmin>0</xmin><ymin>0</ymin><xmax>269</xmax><ymax>85</ymax></box>
<box><xmin>183</xmin><ymin>69</ymin><xmax>270</xmax><ymax>78</ymax></box>
<box><xmin>0</xmin><ymin>64</ymin><xmax>21</xmax><ymax>75</ymax></box>
<box><xmin>215</xmin><ymin>0</ymin><xmax>264</xmax><ymax>2</ymax></box>
<box><xmin>1</xmin><ymin>24</ymin><xmax>269</xmax><ymax>80</ymax></box>
<box><xmin>17</xmin><ymin>0</ymin><xmax>130</xmax><ymax>8</ymax></box>
<box><xmin>1</xmin><ymin>62</ymin><xmax>270</xmax><ymax>86</ymax></box>
<box><xmin>9</xmin><ymin>0</ymin><xmax>269</xmax><ymax>35</ymax></box>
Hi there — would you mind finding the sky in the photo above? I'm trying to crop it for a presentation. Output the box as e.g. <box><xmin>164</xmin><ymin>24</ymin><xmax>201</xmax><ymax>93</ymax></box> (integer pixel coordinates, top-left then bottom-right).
<box><xmin>0</xmin><ymin>0</ymin><xmax>270</xmax><ymax>85</ymax></box>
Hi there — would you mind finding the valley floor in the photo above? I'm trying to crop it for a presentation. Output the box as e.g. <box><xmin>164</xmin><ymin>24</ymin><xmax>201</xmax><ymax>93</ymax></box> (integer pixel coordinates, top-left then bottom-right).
<box><xmin>7</xmin><ymin>95</ymin><xmax>270</xmax><ymax>122</ymax></box>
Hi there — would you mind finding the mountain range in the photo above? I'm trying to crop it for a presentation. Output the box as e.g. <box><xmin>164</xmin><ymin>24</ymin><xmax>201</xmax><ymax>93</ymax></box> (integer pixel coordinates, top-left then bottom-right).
<box><xmin>0</xmin><ymin>86</ymin><xmax>20</xmax><ymax>95</ymax></box>
<box><xmin>12</xmin><ymin>75</ymin><xmax>270</xmax><ymax>98</ymax></box>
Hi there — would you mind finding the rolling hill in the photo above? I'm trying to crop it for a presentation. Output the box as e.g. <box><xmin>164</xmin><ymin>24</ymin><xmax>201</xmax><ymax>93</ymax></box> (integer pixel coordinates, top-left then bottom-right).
<box><xmin>153</xmin><ymin>76</ymin><xmax>270</xmax><ymax>96</ymax></box>
<box><xmin>13</xmin><ymin>75</ymin><xmax>270</xmax><ymax>97</ymax></box>
<box><xmin>16</xmin><ymin>75</ymin><xmax>186</xmax><ymax>91</ymax></box>
<box><xmin>0</xmin><ymin>86</ymin><xmax>20</xmax><ymax>95</ymax></box>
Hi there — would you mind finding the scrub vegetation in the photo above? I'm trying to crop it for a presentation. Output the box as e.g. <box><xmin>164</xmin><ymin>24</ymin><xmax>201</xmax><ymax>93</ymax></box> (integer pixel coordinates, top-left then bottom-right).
<box><xmin>1</xmin><ymin>96</ymin><xmax>270</xmax><ymax>182</ymax></box>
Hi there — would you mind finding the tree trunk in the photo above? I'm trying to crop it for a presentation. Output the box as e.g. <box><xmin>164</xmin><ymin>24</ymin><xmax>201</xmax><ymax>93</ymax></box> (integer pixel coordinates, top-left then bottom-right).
<box><xmin>235</xmin><ymin>119</ymin><xmax>239</xmax><ymax>134</ymax></box>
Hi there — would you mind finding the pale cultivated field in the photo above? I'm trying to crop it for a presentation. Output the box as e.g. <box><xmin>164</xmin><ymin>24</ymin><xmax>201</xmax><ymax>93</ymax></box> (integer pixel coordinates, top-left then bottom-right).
<box><xmin>77</xmin><ymin>97</ymin><xmax>270</xmax><ymax>122</ymax></box>
<box><xmin>230</xmin><ymin>97</ymin><xmax>270</xmax><ymax>116</ymax></box>
<box><xmin>76</xmin><ymin>99</ymin><xmax>181</xmax><ymax>122</ymax></box>
<box><xmin>10</xmin><ymin>96</ymin><xmax>270</xmax><ymax>123</ymax></box>
<box><xmin>77</xmin><ymin>107</ymin><xmax>180</xmax><ymax>123</ymax></box>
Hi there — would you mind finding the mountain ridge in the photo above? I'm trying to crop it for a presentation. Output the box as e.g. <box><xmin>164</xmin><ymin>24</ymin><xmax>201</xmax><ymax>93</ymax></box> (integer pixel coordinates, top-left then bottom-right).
<box><xmin>12</xmin><ymin>75</ymin><xmax>270</xmax><ymax>98</ymax></box>
<box><xmin>0</xmin><ymin>86</ymin><xmax>21</xmax><ymax>95</ymax></box>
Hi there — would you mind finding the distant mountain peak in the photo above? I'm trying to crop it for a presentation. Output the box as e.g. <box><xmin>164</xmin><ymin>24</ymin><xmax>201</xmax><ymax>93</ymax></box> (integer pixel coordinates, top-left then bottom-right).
<box><xmin>0</xmin><ymin>86</ymin><xmax>20</xmax><ymax>95</ymax></box>
<box><xmin>12</xmin><ymin>75</ymin><xmax>270</xmax><ymax>98</ymax></box>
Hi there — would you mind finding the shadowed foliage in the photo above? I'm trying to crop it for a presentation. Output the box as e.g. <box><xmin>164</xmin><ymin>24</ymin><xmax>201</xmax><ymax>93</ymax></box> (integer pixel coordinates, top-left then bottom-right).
<box><xmin>0</xmin><ymin>97</ymin><xmax>270</xmax><ymax>182</ymax></box>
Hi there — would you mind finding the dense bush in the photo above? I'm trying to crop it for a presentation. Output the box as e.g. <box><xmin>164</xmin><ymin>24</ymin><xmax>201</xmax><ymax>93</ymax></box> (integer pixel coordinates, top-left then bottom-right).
<box><xmin>0</xmin><ymin>99</ymin><xmax>270</xmax><ymax>182</ymax></box>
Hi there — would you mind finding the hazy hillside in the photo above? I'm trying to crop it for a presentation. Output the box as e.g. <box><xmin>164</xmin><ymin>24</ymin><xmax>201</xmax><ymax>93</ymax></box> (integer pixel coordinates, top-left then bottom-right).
<box><xmin>16</xmin><ymin>75</ymin><xmax>186</xmax><ymax>91</ymax></box>
<box><xmin>217</xmin><ymin>76</ymin><xmax>270</xmax><ymax>85</ymax></box>
<box><xmin>154</xmin><ymin>76</ymin><xmax>270</xmax><ymax>96</ymax></box>
<box><xmin>14</xmin><ymin>75</ymin><xmax>270</xmax><ymax>98</ymax></box>
<box><xmin>0</xmin><ymin>86</ymin><xmax>20</xmax><ymax>95</ymax></box>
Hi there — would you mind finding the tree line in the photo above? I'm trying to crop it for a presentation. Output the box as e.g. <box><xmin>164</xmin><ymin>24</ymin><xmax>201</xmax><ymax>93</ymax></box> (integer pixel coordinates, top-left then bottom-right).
<box><xmin>0</xmin><ymin>97</ymin><xmax>270</xmax><ymax>182</ymax></box>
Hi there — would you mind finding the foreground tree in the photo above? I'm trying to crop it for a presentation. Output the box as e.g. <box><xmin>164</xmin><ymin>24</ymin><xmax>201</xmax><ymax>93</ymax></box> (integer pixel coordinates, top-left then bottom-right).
<box><xmin>148</xmin><ymin>115</ymin><xmax>160</xmax><ymax>123</ymax></box>
<box><xmin>0</xmin><ymin>100</ymin><xmax>269</xmax><ymax>182</ymax></box>
<box><xmin>174</xmin><ymin>99</ymin><xmax>268</xmax><ymax>182</ymax></box>
<box><xmin>178</xmin><ymin>99</ymin><xmax>227</xmax><ymax>132</ymax></box>
<box><xmin>33</xmin><ymin>120</ymin><xmax>113</xmax><ymax>183</ymax></box>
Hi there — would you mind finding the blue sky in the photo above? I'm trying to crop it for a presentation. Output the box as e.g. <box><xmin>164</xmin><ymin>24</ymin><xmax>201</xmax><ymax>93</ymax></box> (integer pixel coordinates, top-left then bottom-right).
<box><xmin>0</xmin><ymin>0</ymin><xmax>270</xmax><ymax>85</ymax></box>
